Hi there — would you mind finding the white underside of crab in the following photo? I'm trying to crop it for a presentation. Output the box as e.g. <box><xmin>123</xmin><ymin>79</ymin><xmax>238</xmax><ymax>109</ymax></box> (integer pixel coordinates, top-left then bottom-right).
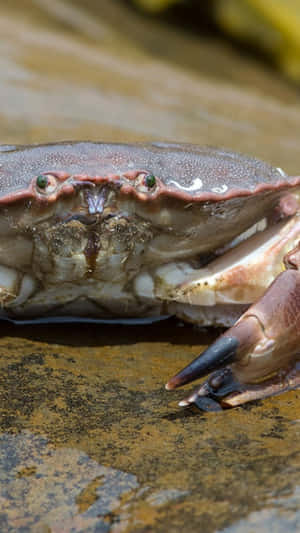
<box><xmin>0</xmin><ymin>212</ymin><xmax>299</xmax><ymax>332</ymax></box>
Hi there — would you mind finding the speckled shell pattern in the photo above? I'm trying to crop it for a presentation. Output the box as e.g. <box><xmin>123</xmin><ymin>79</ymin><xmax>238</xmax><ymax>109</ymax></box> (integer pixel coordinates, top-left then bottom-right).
<box><xmin>0</xmin><ymin>142</ymin><xmax>298</xmax><ymax>204</ymax></box>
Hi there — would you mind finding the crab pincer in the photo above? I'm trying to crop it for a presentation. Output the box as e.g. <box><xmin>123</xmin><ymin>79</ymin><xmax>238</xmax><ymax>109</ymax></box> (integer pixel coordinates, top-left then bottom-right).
<box><xmin>166</xmin><ymin>263</ymin><xmax>300</xmax><ymax>410</ymax></box>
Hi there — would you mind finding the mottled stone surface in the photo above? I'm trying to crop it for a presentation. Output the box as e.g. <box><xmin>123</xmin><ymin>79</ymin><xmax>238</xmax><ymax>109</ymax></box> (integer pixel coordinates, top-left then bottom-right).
<box><xmin>0</xmin><ymin>1</ymin><xmax>300</xmax><ymax>532</ymax></box>
<box><xmin>0</xmin><ymin>321</ymin><xmax>299</xmax><ymax>532</ymax></box>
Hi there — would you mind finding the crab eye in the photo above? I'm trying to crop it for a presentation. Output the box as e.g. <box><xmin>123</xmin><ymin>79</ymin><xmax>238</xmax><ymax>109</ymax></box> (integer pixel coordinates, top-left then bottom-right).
<box><xmin>36</xmin><ymin>175</ymin><xmax>48</xmax><ymax>189</ymax></box>
<box><xmin>35</xmin><ymin>174</ymin><xmax>57</xmax><ymax>194</ymax></box>
<box><xmin>145</xmin><ymin>174</ymin><xmax>156</xmax><ymax>189</ymax></box>
<box><xmin>135</xmin><ymin>172</ymin><xmax>159</xmax><ymax>194</ymax></box>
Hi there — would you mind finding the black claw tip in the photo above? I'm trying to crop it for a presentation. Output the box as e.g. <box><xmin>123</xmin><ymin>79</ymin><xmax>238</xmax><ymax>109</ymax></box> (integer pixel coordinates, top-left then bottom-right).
<box><xmin>194</xmin><ymin>396</ymin><xmax>223</xmax><ymax>412</ymax></box>
<box><xmin>166</xmin><ymin>336</ymin><xmax>239</xmax><ymax>389</ymax></box>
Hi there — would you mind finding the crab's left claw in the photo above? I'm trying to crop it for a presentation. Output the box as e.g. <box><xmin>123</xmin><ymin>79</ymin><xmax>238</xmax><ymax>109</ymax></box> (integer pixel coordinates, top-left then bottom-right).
<box><xmin>165</xmin><ymin>316</ymin><xmax>262</xmax><ymax>390</ymax></box>
<box><xmin>166</xmin><ymin>267</ymin><xmax>300</xmax><ymax>410</ymax></box>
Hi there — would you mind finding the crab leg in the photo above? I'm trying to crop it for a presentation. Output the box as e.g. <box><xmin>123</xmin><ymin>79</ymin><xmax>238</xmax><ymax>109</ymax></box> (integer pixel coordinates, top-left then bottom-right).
<box><xmin>166</xmin><ymin>255</ymin><xmax>300</xmax><ymax>409</ymax></box>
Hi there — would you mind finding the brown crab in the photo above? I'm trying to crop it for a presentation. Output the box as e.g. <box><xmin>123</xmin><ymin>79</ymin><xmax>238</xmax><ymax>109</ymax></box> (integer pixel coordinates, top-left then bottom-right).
<box><xmin>0</xmin><ymin>142</ymin><xmax>299</xmax><ymax>411</ymax></box>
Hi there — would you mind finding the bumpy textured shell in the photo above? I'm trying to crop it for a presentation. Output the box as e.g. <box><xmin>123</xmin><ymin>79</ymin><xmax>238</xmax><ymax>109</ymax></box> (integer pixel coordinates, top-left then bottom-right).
<box><xmin>0</xmin><ymin>142</ymin><xmax>299</xmax><ymax>204</ymax></box>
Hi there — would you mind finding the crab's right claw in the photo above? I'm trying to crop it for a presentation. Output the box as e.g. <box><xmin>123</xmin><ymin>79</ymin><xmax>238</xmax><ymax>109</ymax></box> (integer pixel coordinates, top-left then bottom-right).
<box><xmin>166</xmin><ymin>268</ymin><xmax>300</xmax><ymax>409</ymax></box>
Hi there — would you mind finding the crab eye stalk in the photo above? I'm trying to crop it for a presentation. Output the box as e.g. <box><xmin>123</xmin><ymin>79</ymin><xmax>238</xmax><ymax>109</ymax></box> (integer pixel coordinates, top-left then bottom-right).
<box><xmin>35</xmin><ymin>174</ymin><xmax>58</xmax><ymax>195</ymax></box>
<box><xmin>145</xmin><ymin>174</ymin><xmax>156</xmax><ymax>189</ymax></box>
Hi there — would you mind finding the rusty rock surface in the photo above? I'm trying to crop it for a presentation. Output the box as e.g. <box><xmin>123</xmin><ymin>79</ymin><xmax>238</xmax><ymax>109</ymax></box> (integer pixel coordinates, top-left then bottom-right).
<box><xmin>1</xmin><ymin>321</ymin><xmax>300</xmax><ymax>532</ymax></box>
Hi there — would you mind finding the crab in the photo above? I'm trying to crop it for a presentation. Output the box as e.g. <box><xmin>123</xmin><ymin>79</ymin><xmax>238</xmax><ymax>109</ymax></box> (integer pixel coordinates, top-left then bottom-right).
<box><xmin>0</xmin><ymin>141</ymin><xmax>300</xmax><ymax>411</ymax></box>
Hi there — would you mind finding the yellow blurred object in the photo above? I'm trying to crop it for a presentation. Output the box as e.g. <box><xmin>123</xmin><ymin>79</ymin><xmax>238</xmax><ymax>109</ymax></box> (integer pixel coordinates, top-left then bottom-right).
<box><xmin>133</xmin><ymin>0</ymin><xmax>179</xmax><ymax>13</ymax></box>
<box><xmin>134</xmin><ymin>0</ymin><xmax>300</xmax><ymax>80</ymax></box>
<box><xmin>216</xmin><ymin>0</ymin><xmax>300</xmax><ymax>81</ymax></box>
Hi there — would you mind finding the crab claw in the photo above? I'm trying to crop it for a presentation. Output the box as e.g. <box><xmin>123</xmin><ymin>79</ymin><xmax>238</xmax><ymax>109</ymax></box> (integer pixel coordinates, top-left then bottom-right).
<box><xmin>165</xmin><ymin>316</ymin><xmax>262</xmax><ymax>391</ymax></box>
<box><xmin>166</xmin><ymin>268</ymin><xmax>300</xmax><ymax>409</ymax></box>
